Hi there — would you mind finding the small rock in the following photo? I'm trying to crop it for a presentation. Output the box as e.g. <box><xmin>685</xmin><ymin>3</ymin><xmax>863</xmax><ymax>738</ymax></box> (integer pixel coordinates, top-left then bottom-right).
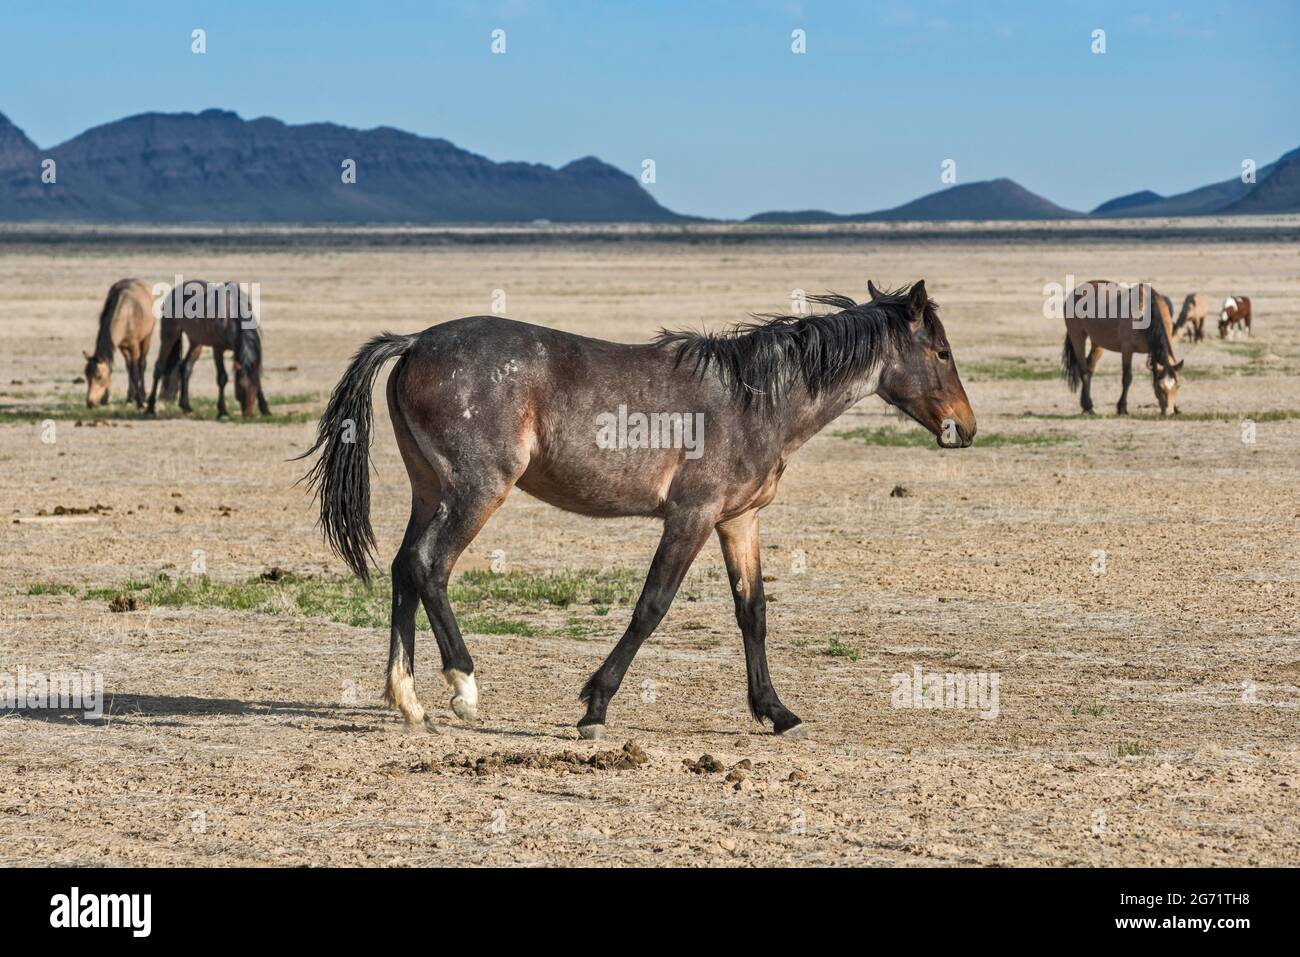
<box><xmin>890</xmin><ymin>484</ymin><xmax>913</xmax><ymax>498</ymax></box>
<box><xmin>688</xmin><ymin>754</ymin><xmax>725</xmax><ymax>774</ymax></box>
<box><xmin>788</xmin><ymin>769</ymin><xmax>808</xmax><ymax>782</ymax></box>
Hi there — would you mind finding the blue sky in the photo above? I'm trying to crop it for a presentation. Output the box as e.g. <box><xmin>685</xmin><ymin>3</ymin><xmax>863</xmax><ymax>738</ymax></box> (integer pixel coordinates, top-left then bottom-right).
<box><xmin>1</xmin><ymin>1</ymin><xmax>1295</xmax><ymax>218</ymax></box>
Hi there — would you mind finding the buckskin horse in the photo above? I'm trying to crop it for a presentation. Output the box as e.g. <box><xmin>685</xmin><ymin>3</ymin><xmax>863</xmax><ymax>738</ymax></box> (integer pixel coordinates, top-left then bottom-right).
<box><xmin>83</xmin><ymin>279</ymin><xmax>155</xmax><ymax>409</ymax></box>
<box><xmin>1173</xmin><ymin>292</ymin><xmax>1211</xmax><ymax>343</ymax></box>
<box><xmin>145</xmin><ymin>280</ymin><xmax>270</xmax><ymax>418</ymax></box>
<box><xmin>303</xmin><ymin>281</ymin><xmax>976</xmax><ymax>738</ymax></box>
<box><xmin>1061</xmin><ymin>279</ymin><xmax>1183</xmax><ymax>416</ymax></box>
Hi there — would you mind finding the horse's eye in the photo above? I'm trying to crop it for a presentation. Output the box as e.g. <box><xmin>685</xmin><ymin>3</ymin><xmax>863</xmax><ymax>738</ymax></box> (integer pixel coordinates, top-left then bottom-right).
<box><xmin>937</xmin><ymin>350</ymin><xmax>951</xmax><ymax>361</ymax></box>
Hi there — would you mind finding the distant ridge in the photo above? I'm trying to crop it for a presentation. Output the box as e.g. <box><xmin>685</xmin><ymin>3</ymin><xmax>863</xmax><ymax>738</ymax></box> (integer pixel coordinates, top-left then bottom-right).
<box><xmin>1222</xmin><ymin>152</ymin><xmax>1300</xmax><ymax>214</ymax></box>
<box><xmin>0</xmin><ymin>108</ymin><xmax>691</xmax><ymax>224</ymax></box>
<box><xmin>1091</xmin><ymin>190</ymin><xmax>1163</xmax><ymax>215</ymax></box>
<box><xmin>1089</xmin><ymin>146</ymin><xmax>1300</xmax><ymax>218</ymax></box>
<box><xmin>748</xmin><ymin>178</ymin><xmax>1078</xmax><ymax>223</ymax></box>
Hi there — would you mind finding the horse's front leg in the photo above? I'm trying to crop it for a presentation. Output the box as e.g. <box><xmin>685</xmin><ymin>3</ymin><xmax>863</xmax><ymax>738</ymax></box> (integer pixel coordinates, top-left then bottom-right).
<box><xmin>717</xmin><ymin>510</ymin><xmax>803</xmax><ymax>736</ymax></box>
<box><xmin>578</xmin><ymin>508</ymin><xmax>715</xmax><ymax>739</ymax></box>
<box><xmin>212</xmin><ymin>348</ymin><xmax>228</xmax><ymax>418</ymax></box>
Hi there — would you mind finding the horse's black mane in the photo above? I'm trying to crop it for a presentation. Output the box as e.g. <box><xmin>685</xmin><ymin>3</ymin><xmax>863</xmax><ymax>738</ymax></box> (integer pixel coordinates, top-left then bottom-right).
<box><xmin>655</xmin><ymin>287</ymin><xmax>931</xmax><ymax>408</ymax></box>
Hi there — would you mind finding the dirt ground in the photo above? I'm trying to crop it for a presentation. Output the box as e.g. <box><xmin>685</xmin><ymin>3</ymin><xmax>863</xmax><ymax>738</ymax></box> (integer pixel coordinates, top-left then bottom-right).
<box><xmin>2</xmin><ymin>222</ymin><xmax>1298</xmax><ymax>866</ymax></box>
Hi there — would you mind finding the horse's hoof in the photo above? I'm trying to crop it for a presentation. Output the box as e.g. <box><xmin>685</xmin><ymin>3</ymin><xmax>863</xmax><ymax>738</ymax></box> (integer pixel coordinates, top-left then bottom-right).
<box><xmin>776</xmin><ymin>722</ymin><xmax>808</xmax><ymax>739</ymax></box>
<box><xmin>578</xmin><ymin>723</ymin><xmax>606</xmax><ymax>740</ymax></box>
<box><xmin>450</xmin><ymin>696</ymin><xmax>478</xmax><ymax>723</ymax></box>
<box><xmin>421</xmin><ymin>715</ymin><xmax>447</xmax><ymax>735</ymax></box>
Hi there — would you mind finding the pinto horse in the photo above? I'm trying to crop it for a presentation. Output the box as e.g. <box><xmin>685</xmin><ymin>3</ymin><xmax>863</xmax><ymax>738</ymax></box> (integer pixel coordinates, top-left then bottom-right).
<box><xmin>303</xmin><ymin>281</ymin><xmax>976</xmax><ymax>738</ymax></box>
<box><xmin>1219</xmin><ymin>296</ymin><xmax>1252</xmax><ymax>339</ymax></box>
<box><xmin>145</xmin><ymin>280</ymin><xmax>269</xmax><ymax>418</ymax></box>
<box><xmin>1061</xmin><ymin>279</ymin><xmax>1183</xmax><ymax>416</ymax></box>
<box><xmin>83</xmin><ymin>279</ymin><xmax>155</xmax><ymax>409</ymax></box>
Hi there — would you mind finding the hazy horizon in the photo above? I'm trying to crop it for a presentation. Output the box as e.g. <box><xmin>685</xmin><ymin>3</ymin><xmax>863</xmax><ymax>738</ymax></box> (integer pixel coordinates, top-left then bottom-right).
<box><xmin>2</xmin><ymin>0</ymin><xmax>1296</xmax><ymax>219</ymax></box>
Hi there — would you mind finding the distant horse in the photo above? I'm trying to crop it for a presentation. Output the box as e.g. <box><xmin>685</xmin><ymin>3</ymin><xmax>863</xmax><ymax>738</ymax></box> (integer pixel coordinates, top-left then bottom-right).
<box><xmin>1219</xmin><ymin>296</ymin><xmax>1252</xmax><ymax>339</ymax></box>
<box><xmin>1173</xmin><ymin>293</ymin><xmax>1211</xmax><ymax>342</ymax></box>
<box><xmin>83</xmin><ymin>279</ymin><xmax>155</xmax><ymax>409</ymax></box>
<box><xmin>145</xmin><ymin>281</ymin><xmax>269</xmax><ymax>418</ymax></box>
<box><xmin>1061</xmin><ymin>279</ymin><xmax>1183</xmax><ymax>416</ymax></box>
<box><xmin>302</xmin><ymin>281</ymin><xmax>976</xmax><ymax>739</ymax></box>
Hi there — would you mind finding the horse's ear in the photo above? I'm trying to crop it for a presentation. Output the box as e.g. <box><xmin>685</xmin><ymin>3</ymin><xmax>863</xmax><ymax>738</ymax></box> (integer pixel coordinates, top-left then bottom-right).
<box><xmin>908</xmin><ymin>280</ymin><xmax>928</xmax><ymax>318</ymax></box>
<box><xmin>1172</xmin><ymin>359</ymin><xmax>1185</xmax><ymax>373</ymax></box>
<box><xmin>867</xmin><ymin>279</ymin><xmax>884</xmax><ymax>300</ymax></box>
<box><xmin>82</xmin><ymin>350</ymin><xmax>91</xmax><ymax>360</ymax></box>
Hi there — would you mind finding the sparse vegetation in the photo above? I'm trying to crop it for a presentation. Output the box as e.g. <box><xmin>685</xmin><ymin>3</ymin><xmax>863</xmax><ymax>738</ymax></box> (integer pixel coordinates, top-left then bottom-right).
<box><xmin>835</xmin><ymin>425</ymin><xmax>1071</xmax><ymax>448</ymax></box>
<box><xmin>823</xmin><ymin>637</ymin><xmax>860</xmax><ymax>661</ymax></box>
<box><xmin>964</xmin><ymin>357</ymin><xmax>1060</xmax><ymax>382</ymax></box>
<box><xmin>1114</xmin><ymin>740</ymin><xmax>1154</xmax><ymax>758</ymax></box>
<box><xmin>0</xmin><ymin>392</ymin><xmax>320</xmax><ymax>425</ymax></box>
<box><xmin>29</xmin><ymin>567</ymin><xmax>644</xmax><ymax>635</ymax></box>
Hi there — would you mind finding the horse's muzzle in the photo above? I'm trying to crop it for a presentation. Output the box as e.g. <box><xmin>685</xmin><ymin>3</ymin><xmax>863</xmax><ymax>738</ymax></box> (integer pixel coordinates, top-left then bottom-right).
<box><xmin>937</xmin><ymin>413</ymin><xmax>976</xmax><ymax>448</ymax></box>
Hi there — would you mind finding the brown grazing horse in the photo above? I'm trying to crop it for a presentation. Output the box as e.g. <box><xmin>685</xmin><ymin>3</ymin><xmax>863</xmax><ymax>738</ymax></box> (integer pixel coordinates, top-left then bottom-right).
<box><xmin>1061</xmin><ymin>279</ymin><xmax>1183</xmax><ymax>416</ymax></box>
<box><xmin>303</xmin><ymin>281</ymin><xmax>976</xmax><ymax>739</ymax></box>
<box><xmin>1219</xmin><ymin>296</ymin><xmax>1252</xmax><ymax>338</ymax></box>
<box><xmin>145</xmin><ymin>280</ymin><xmax>269</xmax><ymax>418</ymax></box>
<box><xmin>1173</xmin><ymin>293</ymin><xmax>1211</xmax><ymax>342</ymax></box>
<box><xmin>83</xmin><ymin>279</ymin><xmax>155</xmax><ymax>409</ymax></box>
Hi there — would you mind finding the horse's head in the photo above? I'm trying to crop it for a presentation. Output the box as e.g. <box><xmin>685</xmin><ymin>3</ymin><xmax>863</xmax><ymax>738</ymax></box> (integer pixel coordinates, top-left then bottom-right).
<box><xmin>870</xmin><ymin>280</ymin><xmax>976</xmax><ymax>448</ymax></box>
<box><xmin>1151</xmin><ymin>356</ymin><xmax>1183</xmax><ymax>415</ymax></box>
<box><xmin>1146</xmin><ymin>288</ymin><xmax>1183</xmax><ymax>416</ymax></box>
<box><xmin>83</xmin><ymin>351</ymin><xmax>111</xmax><ymax>407</ymax></box>
<box><xmin>233</xmin><ymin>326</ymin><xmax>262</xmax><ymax>417</ymax></box>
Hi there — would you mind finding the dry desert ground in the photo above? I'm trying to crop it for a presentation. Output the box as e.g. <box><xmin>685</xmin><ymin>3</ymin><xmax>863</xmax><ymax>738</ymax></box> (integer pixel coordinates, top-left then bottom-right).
<box><xmin>2</xmin><ymin>220</ymin><xmax>1298</xmax><ymax>866</ymax></box>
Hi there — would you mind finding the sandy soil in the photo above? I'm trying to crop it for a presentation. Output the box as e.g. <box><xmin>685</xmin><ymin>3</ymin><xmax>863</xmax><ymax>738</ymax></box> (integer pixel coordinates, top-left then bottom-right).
<box><xmin>2</xmin><ymin>227</ymin><xmax>1298</xmax><ymax>866</ymax></box>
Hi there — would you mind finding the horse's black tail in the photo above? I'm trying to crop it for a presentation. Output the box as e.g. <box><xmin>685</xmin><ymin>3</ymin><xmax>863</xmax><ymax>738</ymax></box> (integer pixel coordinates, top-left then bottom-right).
<box><xmin>298</xmin><ymin>332</ymin><xmax>418</xmax><ymax>582</ymax></box>
<box><xmin>1061</xmin><ymin>334</ymin><xmax>1084</xmax><ymax>393</ymax></box>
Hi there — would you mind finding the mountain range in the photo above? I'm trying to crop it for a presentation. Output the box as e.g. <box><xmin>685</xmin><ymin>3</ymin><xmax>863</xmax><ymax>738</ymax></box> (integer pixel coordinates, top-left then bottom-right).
<box><xmin>0</xmin><ymin>109</ymin><xmax>688</xmax><ymax>224</ymax></box>
<box><xmin>0</xmin><ymin>108</ymin><xmax>1296</xmax><ymax>224</ymax></box>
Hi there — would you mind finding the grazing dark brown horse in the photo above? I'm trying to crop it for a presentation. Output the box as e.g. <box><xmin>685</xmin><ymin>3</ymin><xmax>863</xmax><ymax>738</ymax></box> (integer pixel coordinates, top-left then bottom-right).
<box><xmin>303</xmin><ymin>281</ymin><xmax>976</xmax><ymax>738</ymax></box>
<box><xmin>1061</xmin><ymin>279</ymin><xmax>1183</xmax><ymax>416</ymax></box>
<box><xmin>83</xmin><ymin>279</ymin><xmax>155</xmax><ymax>409</ymax></box>
<box><xmin>1219</xmin><ymin>296</ymin><xmax>1252</xmax><ymax>339</ymax></box>
<box><xmin>145</xmin><ymin>280</ymin><xmax>269</xmax><ymax>418</ymax></box>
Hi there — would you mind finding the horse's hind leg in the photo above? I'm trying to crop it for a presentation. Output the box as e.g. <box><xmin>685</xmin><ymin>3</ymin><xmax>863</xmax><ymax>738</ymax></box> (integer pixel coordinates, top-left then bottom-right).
<box><xmin>579</xmin><ymin>509</ymin><xmax>715</xmax><ymax>738</ymax></box>
<box><xmin>407</xmin><ymin>482</ymin><xmax>520</xmax><ymax>725</ymax></box>
<box><xmin>1081</xmin><ymin>344</ymin><xmax>1105</xmax><ymax>414</ymax></box>
<box><xmin>386</xmin><ymin>507</ymin><xmax>435</xmax><ymax>728</ymax></box>
<box><xmin>718</xmin><ymin>510</ymin><xmax>803</xmax><ymax>735</ymax></box>
<box><xmin>1117</xmin><ymin>351</ymin><xmax>1133</xmax><ymax>415</ymax></box>
<box><xmin>145</xmin><ymin>324</ymin><xmax>179</xmax><ymax>415</ymax></box>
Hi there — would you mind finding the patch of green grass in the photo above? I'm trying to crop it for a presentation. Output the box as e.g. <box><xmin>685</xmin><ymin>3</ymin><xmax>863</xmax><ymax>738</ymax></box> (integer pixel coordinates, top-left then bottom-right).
<box><xmin>835</xmin><ymin>426</ymin><xmax>1071</xmax><ymax>448</ymax></box>
<box><xmin>0</xmin><ymin>392</ymin><xmax>320</xmax><ymax>426</ymax></box>
<box><xmin>964</xmin><ymin>357</ymin><xmax>1060</xmax><ymax>382</ymax></box>
<box><xmin>1114</xmin><ymin>740</ymin><xmax>1154</xmax><ymax>758</ymax></box>
<box><xmin>25</xmin><ymin>583</ymin><xmax>78</xmax><ymax>597</ymax></box>
<box><xmin>33</xmin><ymin>566</ymin><xmax>644</xmax><ymax>632</ymax></box>
<box><xmin>823</xmin><ymin>637</ymin><xmax>860</xmax><ymax>661</ymax></box>
<box><xmin>1172</xmin><ymin>409</ymin><xmax>1300</xmax><ymax>423</ymax></box>
<box><xmin>1072</xmin><ymin>700</ymin><xmax>1106</xmax><ymax>718</ymax></box>
<box><xmin>449</xmin><ymin>567</ymin><xmax>643</xmax><ymax>608</ymax></box>
<box><xmin>460</xmin><ymin>614</ymin><xmax>539</xmax><ymax>637</ymax></box>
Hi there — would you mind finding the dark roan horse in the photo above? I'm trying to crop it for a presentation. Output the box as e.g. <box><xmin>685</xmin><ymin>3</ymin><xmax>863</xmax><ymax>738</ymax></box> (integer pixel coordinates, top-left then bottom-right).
<box><xmin>303</xmin><ymin>281</ymin><xmax>976</xmax><ymax>738</ymax></box>
<box><xmin>145</xmin><ymin>280</ymin><xmax>269</xmax><ymax>418</ymax></box>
